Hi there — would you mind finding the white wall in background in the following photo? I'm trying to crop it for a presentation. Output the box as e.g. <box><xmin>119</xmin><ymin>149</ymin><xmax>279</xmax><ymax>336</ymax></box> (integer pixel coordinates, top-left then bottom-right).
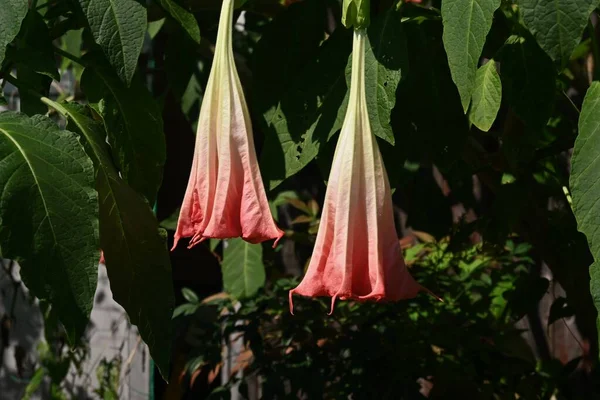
<box><xmin>0</xmin><ymin>261</ymin><xmax>150</xmax><ymax>400</ymax></box>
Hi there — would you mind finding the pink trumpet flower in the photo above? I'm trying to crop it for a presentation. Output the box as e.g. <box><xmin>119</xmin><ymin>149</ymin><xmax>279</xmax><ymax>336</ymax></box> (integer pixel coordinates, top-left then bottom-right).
<box><xmin>172</xmin><ymin>0</ymin><xmax>283</xmax><ymax>250</ymax></box>
<box><xmin>289</xmin><ymin>30</ymin><xmax>422</xmax><ymax>313</ymax></box>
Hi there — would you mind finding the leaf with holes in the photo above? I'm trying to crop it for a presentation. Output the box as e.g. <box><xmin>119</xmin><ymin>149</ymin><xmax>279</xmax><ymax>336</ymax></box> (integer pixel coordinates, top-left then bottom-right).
<box><xmin>222</xmin><ymin>238</ymin><xmax>265</xmax><ymax>299</ymax></box>
<box><xmin>570</xmin><ymin>82</ymin><xmax>600</xmax><ymax>349</ymax></box>
<box><xmin>469</xmin><ymin>59</ymin><xmax>501</xmax><ymax>131</ymax></box>
<box><xmin>78</xmin><ymin>0</ymin><xmax>147</xmax><ymax>85</ymax></box>
<box><xmin>0</xmin><ymin>111</ymin><xmax>99</xmax><ymax>342</ymax></box>
<box><xmin>255</xmin><ymin>0</ymin><xmax>344</xmax><ymax>190</ymax></box>
<box><xmin>442</xmin><ymin>0</ymin><xmax>501</xmax><ymax>112</ymax></box>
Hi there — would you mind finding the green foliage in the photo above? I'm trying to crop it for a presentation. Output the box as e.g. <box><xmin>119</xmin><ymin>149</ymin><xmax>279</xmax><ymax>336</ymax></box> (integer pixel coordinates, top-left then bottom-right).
<box><xmin>46</xmin><ymin>101</ymin><xmax>174</xmax><ymax>377</ymax></box>
<box><xmin>12</xmin><ymin>11</ymin><xmax>56</xmax><ymax>116</ymax></box>
<box><xmin>0</xmin><ymin>0</ymin><xmax>27</xmax><ymax>67</ymax></box>
<box><xmin>469</xmin><ymin>59</ymin><xmax>501</xmax><ymax>132</ymax></box>
<box><xmin>570</xmin><ymin>82</ymin><xmax>600</xmax><ymax>353</ymax></box>
<box><xmin>0</xmin><ymin>112</ymin><xmax>99</xmax><ymax>342</ymax></box>
<box><xmin>255</xmin><ymin>0</ymin><xmax>337</xmax><ymax>190</ymax></box>
<box><xmin>77</xmin><ymin>0</ymin><xmax>147</xmax><ymax>85</ymax></box>
<box><xmin>156</xmin><ymin>0</ymin><xmax>201</xmax><ymax>44</ymax></box>
<box><xmin>94</xmin><ymin>357</ymin><xmax>121</xmax><ymax>400</ymax></box>
<box><xmin>361</xmin><ymin>9</ymin><xmax>408</xmax><ymax>145</ymax></box>
<box><xmin>81</xmin><ymin>53</ymin><xmax>166</xmax><ymax>205</ymax></box>
<box><xmin>442</xmin><ymin>0</ymin><xmax>501</xmax><ymax>112</ymax></box>
<box><xmin>222</xmin><ymin>238</ymin><xmax>266</xmax><ymax>299</ymax></box>
<box><xmin>177</xmin><ymin>238</ymin><xmax>570</xmax><ymax>398</ymax></box>
<box><xmin>519</xmin><ymin>0</ymin><xmax>599</xmax><ymax>65</ymax></box>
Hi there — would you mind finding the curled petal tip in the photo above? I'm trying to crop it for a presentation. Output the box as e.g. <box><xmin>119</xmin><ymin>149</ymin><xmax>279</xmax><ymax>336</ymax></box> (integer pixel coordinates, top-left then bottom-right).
<box><xmin>289</xmin><ymin>290</ymin><xmax>295</xmax><ymax>315</ymax></box>
<box><xmin>420</xmin><ymin>285</ymin><xmax>443</xmax><ymax>302</ymax></box>
<box><xmin>327</xmin><ymin>295</ymin><xmax>337</xmax><ymax>316</ymax></box>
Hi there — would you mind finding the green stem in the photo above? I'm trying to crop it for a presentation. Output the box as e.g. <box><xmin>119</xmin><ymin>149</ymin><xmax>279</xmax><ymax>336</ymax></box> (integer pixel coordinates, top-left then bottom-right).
<box><xmin>30</xmin><ymin>0</ymin><xmax>39</xmax><ymax>9</ymax></box>
<box><xmin>53</xmin><ymin>46</ymin><xmax>87</xmax><ymax>67</ymax></box>
<box><xmin>588</xmin><ymin>19</ymin><xmax>600</xmax><ymax>81</ymax></box>
<box><xmin>562</xmin><ymin>90</ymin><xmax>580</xmax><ymax>114</ymax></box>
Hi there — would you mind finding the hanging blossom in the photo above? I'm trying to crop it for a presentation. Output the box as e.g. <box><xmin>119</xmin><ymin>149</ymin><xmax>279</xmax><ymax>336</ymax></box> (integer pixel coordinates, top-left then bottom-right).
<box><xmin>289</xmin><ymin>30</ymin><xmax>423</xmax><ymax>313</ymax></box>
<box><xmin>172</xmin><ymin>0</ymin><xmax>283</xmax><ymax>250</ymax></box>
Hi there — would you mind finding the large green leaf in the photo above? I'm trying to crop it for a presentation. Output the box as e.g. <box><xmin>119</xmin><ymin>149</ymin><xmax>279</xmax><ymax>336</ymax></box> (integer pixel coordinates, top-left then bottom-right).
<box><xmin>519</xmin><ymin>0</ymin><xmax>598</xmax><ymax>65</ymax></box>
<box><xmin>498</xmin><ymin>34</ymin><xmax>555</xmax><ymax>129</ymax></box>
<box><xmin>441</xmin><ymin>0</ymin><xmax>501</xmax><ymax>112</ymax></box>
<box><xmin>81</xmin><ymin>53</ymin><xmax>166</xmax><ymax>205</ymax></box>
<box><xmin>157</xmin><ymin>0</ymin><xmax>200</xmax><ymax>44</ymax></box>
<box><xmin>222</xmin><ymin>239</ymin><xmax>265</xmax><ymax>299</ymax></box>
<box><xmin>43</xmin><ymin>100</ymin><xmax>174</xmax><ymax>379</ymax></box>
<box><xmin>570</xmin><ymin>81</ymin><xmax>600</xmax><ymax>352</ymax></box>
<box><xmin>78</xmin><ymin>0</ymin><xmax>147</xmax><ymax>85</ymax></box>
<box><xmin>469</xmin><ymin>59</ymin><xmax>501</xmax><ymax>132</ymax></box>
<box><xmin>0</xmin><ymin>111</ymin><xmax>99</xmax><ymax>341</ymax></box>
<box><xmin>0</xmin><ymin>0</ymin><xmax>27</xmax><ymax>67</ymax></box>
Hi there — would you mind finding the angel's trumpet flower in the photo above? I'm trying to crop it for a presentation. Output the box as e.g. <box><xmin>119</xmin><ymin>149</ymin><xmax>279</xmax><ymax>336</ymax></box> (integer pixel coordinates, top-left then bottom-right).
<box><xmin>172</xmin><ymin>0</ymin><xmax>283</xmax><ymax>250</ymax></box>
<box><xmin>289</xmin><ymin>30</ymin><xmax>422</xmax><ymax>313</ymax></box>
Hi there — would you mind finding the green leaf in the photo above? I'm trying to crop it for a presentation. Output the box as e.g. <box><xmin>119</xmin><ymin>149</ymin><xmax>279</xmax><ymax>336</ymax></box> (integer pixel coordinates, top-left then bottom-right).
<box><xmin>60</xmin><ymin>29</ymin><xmax>83</xmax><ymax>78</ymax></box>
<box><xmin>148</xmin><ymin>18</ymin><xmax>166</xmax><ymax>39</ymax></box>
<box><xmin>157</xmin><ymin>0</ymin><xmax>200</xmax><ymax>44</ymax></box>
<box><xmin>182</xmin><ymin>287</ymin><xmax>199</xmax><ymax>303</ymax></box>
<box><xmin>12</xmin><ymin>11</ymin><xmax>57</xmax><ymax>116</ymax></box>
<box><xmin>0</xmin><ymin>0</ymin><xmax>27</xmax><ymax>67</ymax></box>
<box><xmin>23</xmin><ymin>368</ymin><xmax>45</xmax><ymax>400</ymax></box>
<box><xmin>0</xmin><ymin>111</ymin><xmax>99</xmax><ymax>341</ymax></box>
<box><xmin>255</xmin><ymin>0</ymin><xmax>344</xmax><ymax>190</ymax></box>
<box><xmin>362</xmin><ymin>10</ymin><xmax>409</xmax><ymax>145</ymax></box>
<box><xmin>570</xmin><ymin>81</ymin><xmax>600</xmax><ymax>352</ymax></box>
<box><xmin>469</xmin><ymin>59</ymin><xmax>501</xmax><ymax>132</ymax></box>
<box><xmin>78</xmin><ymin>0</ymin><xmax>147</xmax><ymax>85</ymax></box>
<box><xmin>81</xmin><ymin>53</ymin><xmax>166</xmax><ymax>205</ymax></box>
<box><xmin>498</xmin><ymin>34</ymin><xmax>555</xmax><ymax>128</ymax></box>
<box><xmin>222</xmin><ymin>239</ymin><xmax>265</xmax><ymax>299</ymax></box>
<box><xmin>519</xmin><ymin>0</ymin><xmax>598</xmax><ymax>65</ymax></box>
<box><xmin>46</xmin><ymin>101</ymin><xmax>174</xmax><ymax>379</ymax></box>
<box><xmin>441</xmin><ymin>0</ymin><xmax>501</xmax><ymax>112</ymax></box>
<box><xmin>7</xmin><ymin>12</ymin><xmax>59</xmax><ymax>81</ymax></box>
